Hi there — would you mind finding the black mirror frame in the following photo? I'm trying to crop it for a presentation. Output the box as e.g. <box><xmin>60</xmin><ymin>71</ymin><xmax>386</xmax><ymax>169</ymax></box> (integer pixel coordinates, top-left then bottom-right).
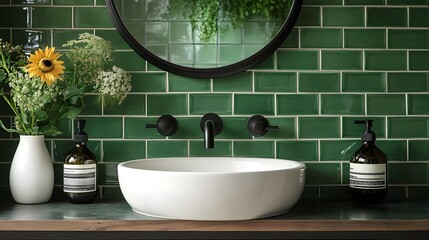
<box><xmin>106</xmin><ymin>0</ymin><xmax>303</xmax><ymax>79</ymax></box>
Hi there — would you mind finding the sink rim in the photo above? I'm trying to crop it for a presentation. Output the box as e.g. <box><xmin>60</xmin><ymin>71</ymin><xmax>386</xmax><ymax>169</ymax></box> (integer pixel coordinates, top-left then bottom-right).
<box><xmin>118</xmin><ymin>157</ymin><xmax>305</xmax><ymax>175</ymax></box>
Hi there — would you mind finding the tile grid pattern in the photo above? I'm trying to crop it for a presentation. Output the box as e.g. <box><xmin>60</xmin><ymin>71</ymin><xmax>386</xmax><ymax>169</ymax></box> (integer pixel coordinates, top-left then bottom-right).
<box><xmin>0</xmin><ymin>0</ymin><xmax>429</xmax><ymax>201</ymax></box>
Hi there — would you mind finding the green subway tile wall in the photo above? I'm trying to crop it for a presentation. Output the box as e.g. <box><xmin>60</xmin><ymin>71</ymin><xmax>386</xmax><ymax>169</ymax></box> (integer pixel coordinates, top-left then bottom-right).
<box><xmin>1</xmin><ymin>0</ymin><xmax>429</xmax><ymax>201</ymax></box>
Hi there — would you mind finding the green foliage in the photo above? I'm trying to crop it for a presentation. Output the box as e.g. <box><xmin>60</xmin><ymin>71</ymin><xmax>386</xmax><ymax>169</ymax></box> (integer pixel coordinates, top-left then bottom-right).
<box><xmin>171</xmin><ymin>0</ymin><xmax>293</xmax><ymax>43</ymax></box>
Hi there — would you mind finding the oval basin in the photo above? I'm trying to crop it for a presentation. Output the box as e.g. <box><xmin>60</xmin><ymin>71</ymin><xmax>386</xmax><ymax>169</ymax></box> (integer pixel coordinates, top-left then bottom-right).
<box><xmin>118</xmin><ymin>157</ymin><xmax>305</xmax><ymax>220</ymax></box>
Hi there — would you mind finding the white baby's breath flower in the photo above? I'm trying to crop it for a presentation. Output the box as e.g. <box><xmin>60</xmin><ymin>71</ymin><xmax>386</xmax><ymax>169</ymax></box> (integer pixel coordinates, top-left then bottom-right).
<box><xmin>94</xmin><ymin>66</ymin><xmax>132</xmax><ymax>105</ymax></box>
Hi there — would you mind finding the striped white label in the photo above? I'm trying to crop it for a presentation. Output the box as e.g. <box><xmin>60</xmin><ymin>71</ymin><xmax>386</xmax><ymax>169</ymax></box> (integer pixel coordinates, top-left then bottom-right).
<box><xmin>64</xmin><ymin>164</ymin><xmax>96</xmax><ymax>193</ymax></box>
<box><xmin>350</xmin><ymin>163</ymin><xmax>386</xmax><ymax>189</ymax></box>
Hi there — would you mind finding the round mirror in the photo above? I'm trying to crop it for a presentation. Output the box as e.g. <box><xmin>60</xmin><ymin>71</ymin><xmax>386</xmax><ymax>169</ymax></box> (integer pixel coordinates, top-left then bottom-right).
<box><xmin>106</xmin><ymin>0</ymin><xmax>302</xmax><ymax>78</ymax></box>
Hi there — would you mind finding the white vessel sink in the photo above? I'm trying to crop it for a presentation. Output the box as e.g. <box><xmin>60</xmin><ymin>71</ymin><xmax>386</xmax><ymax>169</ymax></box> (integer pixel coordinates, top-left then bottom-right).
<box><xmin>118</xmin><ymin>157</ymin><xmax>305</xmax><ymax>221</ymax></box>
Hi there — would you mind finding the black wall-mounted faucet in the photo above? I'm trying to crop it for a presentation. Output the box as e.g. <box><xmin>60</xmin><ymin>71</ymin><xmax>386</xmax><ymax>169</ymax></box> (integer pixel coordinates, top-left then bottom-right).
<box><xmin>200</xmin><ymin>113</ymin><xmax>222</xmax><ymax>149</ymax></box>
<box><xmin>247</xmin><ymin>115</ymin><xmax>278</xmax><ymax>137</ymax></box>
<box><xmin>146</xmin><ymin>115</ymin><xmax>178</xmax><ymax>136</ymax></box>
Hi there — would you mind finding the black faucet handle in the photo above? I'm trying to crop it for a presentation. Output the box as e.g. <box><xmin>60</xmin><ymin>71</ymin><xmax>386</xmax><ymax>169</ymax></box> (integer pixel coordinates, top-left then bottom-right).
<box><xmin>247</xmin><ymin>115</ymin><xmax>278</xmax><ymax>137</ymax></box>
<box><xmin>146</xmin><ymin>115</ymin><xmax>178</xmax><ymax>136</ymax></box>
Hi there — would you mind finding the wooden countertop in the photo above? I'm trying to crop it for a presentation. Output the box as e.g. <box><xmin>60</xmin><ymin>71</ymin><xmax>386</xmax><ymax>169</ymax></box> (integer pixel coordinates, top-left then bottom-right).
<box><xmin>1</xmin><ymin>200</ymin><xmax>429</xmax><ymax>239</ymax></box>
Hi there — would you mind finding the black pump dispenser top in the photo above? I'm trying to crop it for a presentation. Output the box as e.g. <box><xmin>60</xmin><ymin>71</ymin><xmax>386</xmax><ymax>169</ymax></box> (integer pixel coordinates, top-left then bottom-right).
<box><xmin>74</xmin><ymin>119</ymin><xmax>88</xmax><ymax>143</ymax></box>
<box><xmin>354</xmin><ymin>119</ymin><xmax>375</xmax><ymax>142</ymax></box>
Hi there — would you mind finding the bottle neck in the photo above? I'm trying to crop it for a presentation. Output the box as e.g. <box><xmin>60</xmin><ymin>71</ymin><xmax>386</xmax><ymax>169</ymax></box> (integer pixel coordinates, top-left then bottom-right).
<box><xmin>363</xmin><ymin>141</ymin><xmax>376</xmax><ymax>146</ymax></box>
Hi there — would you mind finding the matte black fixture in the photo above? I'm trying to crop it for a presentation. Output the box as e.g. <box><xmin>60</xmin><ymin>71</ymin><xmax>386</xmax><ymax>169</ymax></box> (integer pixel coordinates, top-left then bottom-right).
<box><xmin>247</xmin><ymin>115</ymin><xmax>279</xmax><ymax>137</ymax></box>
<box><xmin>146</xmin><ymin>115</ymin><xmax>178</xmax><ymax>136</ymax></box>
<box><xmin>200</xmin><ymin>113</ymin><xmax>222</xmax><ymax>149</ymax></box>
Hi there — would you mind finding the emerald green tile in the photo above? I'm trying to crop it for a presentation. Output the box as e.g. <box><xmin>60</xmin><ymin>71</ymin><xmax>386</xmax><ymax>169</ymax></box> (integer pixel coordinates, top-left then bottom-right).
<box><xmin>53</xmin><ymin>30</ymin><xmax>87</xmax><ymax>49</ymax></box>
<box><xmin>219</xmin><ymin>45</ymin><xmax>242</xmax><ymax>65</ymax></box>
<box><xmin>301</xmin><ymin>28</ymin><xmax>342</xmax><ymax>48</ymax></box>
<box><xmin>258</xmin><ymin>117</ymin><xmax>296</xmax><ymax>139</ymax></box>
<box><xmin>233</xmin><ymin>141</ymin><xmax>274</xmax><ymax>158</ymax></box>
<box><xmin>388</xmin><ymin>117</ymin><xmax>429</xmax><ymax>138</ymax></box>
<box><xmin>295</xmin><ymin>6</ymin><xmax>321</xmax><ymax>26</ymax></box>
<box><xmin>32</xmin><ymin>7</ymin><xmax>72</xmax><ymax>28</ymax></box>
<box><xmin>213</xmin><ymin>72</ymin><xmax>252</xmax><ymax>92</ymax></box>
<box><xmin>299</xmin><ymin>72</ymin><xmax>340</xmax><ymax>92</ymax></box>
<box><xmin>277</xmin><ymin>140</ymin><xmax>318</xmax><ymax>161</ymax></box>
<box><xmin>252</xmin><ymin>55</ymin><xmax>275</xmax><ymax>70</ymax></box>
<box><xmin>299</xmin><ymin>117</ymin><xmax>340</xmax><ymax>138</ymax></box>
<box><xmin>80</xmin><ymin>95</ymin><xmax>101</xmax><ymax>115</ymax></box>
<box><xmin>96</xmin><ymin>0</ymin><xmax>105</xmax><ymax>6</ymax></box>
<box><xmin>130</xmin><ymin>72</ymin><xmax>166</xmax><ymax>92</ymax></box>
<box><xmin>168</xmin><ymin>74</ymin><xmax>210</xmax><ymax>92</ymax></box>
<box><xmin>321</xmin><ymin>94</ymin><xmax>365</xmax><ymax>115</ymax></box>
<box><xmin>304</xmin><ymin>0</ymin><xmax>342</xmax><ymax>4</ymax></box>
<box><xmin>387</xmin><ymin>73</ymin><xmax>429</xmax><ymax>92</ymax></box>
<box><xmin>0</xmin><ymin>117</ymin><xmax>10</xmax><ymax>138</ymax></box>
<box><xmin>410</xmin><ymin>51</ymin><xmax>429</xmax><ymax>71</ymax></box>
<box><xmin>169</xmin><ymin>118</ymin><xmax>201</xmax><ymax>139</ymax></box>
<box><xmin>0</xmin><ymin>164</ymin><xmax>11</xmax><ymax>186</ymax></box>
<box><xmin>99</xmin><ymin>162</ymin><xmax>119</xmax><ymax>184</ymax></box>
<box><xmin>190</xmin><ymin>94</ymin><xmax>232</xmax><ymax>115</ymax></box>
<box><xmin>112</xmin><ymin>51</ymin><xmax>146</xmax><ymax>71</ymax></box>
<box><xmin>189</xmin><ymin>140</ymin><xmax>232</xmax><ymax>157</ymax></box>
<box><xmin>280</xmin><ymin>28</ymin><xmax>299</xmax><ymax>48</ymax></box>
<box><xmin>323</xmin><ymin>7</ymin><xmax>365</xmax><ymax>27</ymax></box>
<box><xmin>410</xmin><ymin>140</ymin><xmax>429</xmax><ymax>161</ymax></box>
<box><xmin>342</xmin><ymin>117</ymin><xmax>386</xmax><ymax>139</ymax></box>
<box><xmin>320</xmin><ymin>140</ymin><xmax>360</xmax><ymax>161</ymax></box>
<box><xmin>320</xmin><ymin>186</ymin><xmax>350</xmax><ymax>200</ymax></box>
<box><xmin>388</xmin><ymin>163</ymin><xmax>428</xmax><ymax>184</ymax></box>
<box><xmin>0</xmin><ymin>186</ymin><xmax>13</xmax><ymax>202</ymax></box>
<box><xmin>389</xmin><ymin>30</ymin><xmax>429</xmax><ymax>49</ymax></box>
<box><xmin>103</xmin><ymin>140</ymin><xmax>145</xmax><ymax>162</ymax></box>
<box><xmin>342</xmin><ymin>162</ymin><xmax>350</xmax><ymax>184</ymax></box>
<box><xmin>365</xmin><ymin>51</ymin><xmax>407</xmax><ymax>71</ymax></box>
<box><xmin>234</xmin><ymin>94</ymin><xmax>274</xmax><ymax>115</ymax></box>
<box><xmin>410</xmin><ymin>8</ymin><xmax>429</xmax><ymax>27</ymax></box>
<box><xmin>300</xmin><ymin>186</ymin><xmax>319</xmax><ymax>200</ymax></box>
<box><xmin>147</xmin><ymin>94</ymin><xmax>187</xmax><ymax>116</ymax></box>
<box><xmin>377</xmin><ymin>140</ymin><xmax>407</xmax><ymax>161</ymax></box>
<box><xmin>367</xmin><ymin>94</ymin><xmax>406</xmax><ymax>115</ymax></box>
<box><xmin>53</xmin><ymin>0</ymin><xmax>93</xmax><ymax>4</ymax></box>
<box><xmin>408</xmin><ymin>186</ymin><xmax>429</xmax><ymax>200</ymax></box>
<box><xmin>0</xmin><ymin>140</ymin><xmax>18</xmax><ymax>162</ymax></box>
<box><xmin>147</xmin><ymin>141</ymin><xmax>187</xmax><ymax>158</ymax></box>
<box><xmin>386</xmin><ymin>186</ymin><xmax>407</xmax><ymax>200</ymax></box>
<box><xmin>306</xmin><ymin>163</ymin><xmax>341</xmax><ymax>184</ymax></box>
<box><xmin>218</xmin><ymin>117</ymin><xmax>252</xmax><ymax>139</ymax></box>
<box><xmin>102</xmin><ymin>187</ymin><xmax>124</xmax><ymax>200</ymax></box>
<box><xmin>74</xmin><ymin>7</ymin><xmax>114</xmax><ymax>28</ymax></box>
<box><xmin>0</xmin><ymin>29</ymin><xmax>10</xmax><ymax>42</ymax></box>
<box><xmin>0</xmin><ymin>94</ymin><xmax>13</xmax><ymax>115</ymax></box>
<box><xmin>387</xmin><ymin>0</ymin><xmax>428</xmax><ymax>5</ymax></box>
<box><xmin>104</xmin><ymin>94</ymin><xmax>145</xmax><ymax>115</ymax></box>
<box><xmin>95</xmin><ymin>30</ymin><xmax>130</xmax><ymax>50</ymax></box>
<box><xmin>53</xmin><ymin>140</ymin><xmax>101</xmax><ymax>163</ymax></box>
<box><xmin>124</xmin><ymin>117</ymin><xmax>164</xmax><ymax>139</ymax></box>
<box><xmin>344</xmin><ymin>29</ymin><xmax>386</xmax><ymax>49</ymax></box>
<box><xmin>409</xmin><ymin>94</ymin><xmax>429</xmax><ymax>115</ymax></box>
<box><xmin>11</xmin><ymin>29</ymin><xmax>51</xmax><ymax>49</ymax></box>
<box><xmin>254</xmin><ymin>72</ymin><xmax>296</xmax><ymax>92</ymax></box>
<box><xmin>78</xmin><ymin>117</ymin><xmax>122</xmax><ymax>138</ymax></box>
<box><xmin>0</xmin><ymin>7</ymin><xmax>29</xmax><ymax>28</ymax></box>
<box><xmin>277</xmin><ymin>50</ymin><xmax>319</xmax><ymax>70</ymax></box>
<box><xmin>344</xmin><ymin>0</ymin><xmax>384</xmax><ymax>4</ymax></box>
<box><xmin>277</xmin><ymin>94</ymin><xmax>319</xmax><ymax>115</ymax></box>
<box><xmin>367</xmin><ymin>7</ymin><xmax>407</xmax><ymax>27</ymax></box>
<box><xmin>321</xmin><ymin>50</ymin><xmax>362</xmax><ymax>70</ymax></box>
<box><xmin>342</xmin><ymin>72</ymin><xmax>386</xmax><ymax>92</ymax></box>
<box><xmin>53</xmin><ymin>163</ymin><xmax>63</xmax><ymax>185</ymax></box>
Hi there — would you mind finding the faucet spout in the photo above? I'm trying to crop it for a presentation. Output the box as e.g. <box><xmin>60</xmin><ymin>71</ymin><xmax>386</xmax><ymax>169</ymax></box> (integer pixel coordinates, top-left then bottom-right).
<box><xmin>204</xmin><ymin>119</ymin><xmax>215</xmax><ymax>149</ymax></box>
<box><xmin>200</xmin><ymin>113</ymin><xmax>222</xmax><ymax>149</ymax></box>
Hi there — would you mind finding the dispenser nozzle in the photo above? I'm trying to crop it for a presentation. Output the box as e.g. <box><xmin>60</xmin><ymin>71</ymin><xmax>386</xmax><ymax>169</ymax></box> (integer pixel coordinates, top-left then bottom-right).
<box><xmin>354</xmin><ymin>119</ymin><xmax>375</xmax><ymax>141</ymax></box>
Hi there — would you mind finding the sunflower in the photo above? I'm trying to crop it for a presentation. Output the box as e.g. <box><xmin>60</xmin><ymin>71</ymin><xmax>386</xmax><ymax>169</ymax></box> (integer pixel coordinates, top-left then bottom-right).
<box><xmin>26</xmin><ymin>46</ymin><xmax>65</xmax><ymax>85</ymax></box>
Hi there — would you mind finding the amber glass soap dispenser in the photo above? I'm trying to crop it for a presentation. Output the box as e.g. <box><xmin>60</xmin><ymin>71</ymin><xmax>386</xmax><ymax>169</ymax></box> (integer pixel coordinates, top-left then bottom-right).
<box><xmin>64</xmin><ymin>119</ymin><xmax>97</xmax><ymax>204</ymax></box>
<box><xmin>350</xmin><ymin>120</ymin><xmax>387</xmax><ymax>204</ymax></box>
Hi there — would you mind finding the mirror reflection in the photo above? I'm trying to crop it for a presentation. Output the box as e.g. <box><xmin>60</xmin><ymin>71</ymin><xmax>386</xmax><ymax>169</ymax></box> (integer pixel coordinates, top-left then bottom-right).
<box><xmin>112</xmin><ymin>0</ymin><xmax>294</xmax><ymax>69</ymax></box>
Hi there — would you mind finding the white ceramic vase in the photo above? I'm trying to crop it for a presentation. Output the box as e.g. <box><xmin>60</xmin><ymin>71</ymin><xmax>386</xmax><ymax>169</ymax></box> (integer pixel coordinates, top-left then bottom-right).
<box><xmin>9</xmin><ymin>135</ymin><xmax>54</xmax><ymax>204</ymax></box>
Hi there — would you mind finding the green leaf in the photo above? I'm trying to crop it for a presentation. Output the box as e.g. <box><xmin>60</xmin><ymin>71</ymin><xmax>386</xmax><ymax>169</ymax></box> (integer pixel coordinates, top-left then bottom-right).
<box><xmin>0</xmin><ymin>120</ymin><xmax>18</xmax><ymax>133</ymax></box>
<box><xmin>0</xmin><ymin>69</ymin><xmax>6</xmax><ymax>82</ymax></box>
<box><xmin>35</xmin><ymin>110</ymin><xmax>48</xmax><ymax>123</ymax></box>
<box><xmin>40</xmin><ymin>124</ymin><xmax>62</xmax><ymax>137</ymax></box>
<box><xmin>61</xmin><ymin>106</ymin><xmax>82</xmax><ymax>120</ymax></box>
<box><xmin>65</xmin><ymin>86</ymin><xmax>84</xmax><ymax>105</ymax></box>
